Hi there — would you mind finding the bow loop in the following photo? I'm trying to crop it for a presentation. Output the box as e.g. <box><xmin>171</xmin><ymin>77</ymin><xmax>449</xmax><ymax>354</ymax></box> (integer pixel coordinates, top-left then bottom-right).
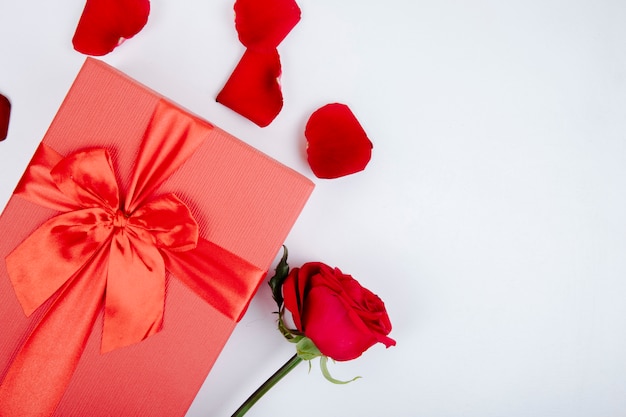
<box><xmin>51</xmin><ymin>149</ymin><xmax>120</xmax><ymax>211</ymax></box>
<box><xmin>6</xmin><ymin>207</ymin><xmax>113</xmax><ymax>316</ymax></box>
<box><xmin>129</xmin><ymin>193</ymin><xmax>199</xmax><ymax>252</ymax></box>
<box><xmin>7</xmin><ymin>148</ymin><xmax>122</xmax><ymax>318</ymax></box>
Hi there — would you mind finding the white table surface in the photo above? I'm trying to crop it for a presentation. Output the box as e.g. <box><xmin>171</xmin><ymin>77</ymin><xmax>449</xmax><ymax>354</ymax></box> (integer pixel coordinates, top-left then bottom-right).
<box><xmin>2</xmin><ymin>1</ymin><xmax>626</xmax><ymax>416</ymax></box>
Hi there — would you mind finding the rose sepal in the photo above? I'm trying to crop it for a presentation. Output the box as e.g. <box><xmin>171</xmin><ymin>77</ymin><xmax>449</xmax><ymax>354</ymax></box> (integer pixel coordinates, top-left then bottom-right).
<box><xmin>294</xmin><ymin>336</ymin><xmax>360</xmax><ymax>384</ymax></box>
<box><xmin>268</xmin><ymin>245</ymin><xmax>289</xmax><ymax>307</ymax></box>
<box><xmin>320</xmin><ymin>356</ymin><xmax>361</xmax><ymax>385</ymax></box>
<box><xmin>295</xmin><ymin>337</ymin><xmax>320</xmax><ymax>360</ymax></box>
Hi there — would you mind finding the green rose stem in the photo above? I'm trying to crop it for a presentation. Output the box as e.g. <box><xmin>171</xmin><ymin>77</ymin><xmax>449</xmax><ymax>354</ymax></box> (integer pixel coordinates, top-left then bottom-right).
<box><xmin>230</xmin><ymin>354</ymin><xmax>303</xmax><ymax>417</ymax></box>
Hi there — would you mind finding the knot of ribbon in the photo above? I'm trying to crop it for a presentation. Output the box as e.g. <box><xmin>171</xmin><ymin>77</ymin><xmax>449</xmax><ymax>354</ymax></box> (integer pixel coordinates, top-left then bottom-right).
<box><xmin>0</xmin><ymin>100</ymin><xmax>265</xmax><ymax>417</ymax></box>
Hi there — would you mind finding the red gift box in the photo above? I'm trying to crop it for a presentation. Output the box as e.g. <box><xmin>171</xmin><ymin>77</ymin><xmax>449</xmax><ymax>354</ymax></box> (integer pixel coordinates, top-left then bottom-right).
<box><xmin>0</xmin><ymin>58</ymin><xmax>313</xmax><ymax>417</ymax></box>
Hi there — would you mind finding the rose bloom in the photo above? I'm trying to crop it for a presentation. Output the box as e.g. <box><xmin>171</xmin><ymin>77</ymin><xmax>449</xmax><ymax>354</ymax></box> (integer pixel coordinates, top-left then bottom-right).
<box><xmin>282</xmin><ymin>262</ymin><xmax>395</xmax><ymax>361</ymax></box>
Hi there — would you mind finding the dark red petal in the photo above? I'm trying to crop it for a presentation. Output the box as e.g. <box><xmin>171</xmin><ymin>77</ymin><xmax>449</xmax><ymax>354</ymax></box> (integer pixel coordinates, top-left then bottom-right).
<box><xmin>305</xmin><ymin>103</ymin><xmax>373</xmax><ymax>179</ymax></box>
<box><xmin>282</xmin><ymin>267</ymin><xmax>303</xmax><ymax>331</ymax></box>
<box><xmin>0</xmin><ymin>94</ymin><xmax>10</xmax><ymax>141</ymax></box>
<box><xmin>234</xmin><ymin>0</ymin><xmax>301</xmax><ymax>50</ymax></box>
<box><xmin>216</xmin><ymin>49</ymin><xmax>283</xmax><ymax>127</ymax></box>
<box><xmin>72</xmin><ymin>0</ymin><xmax>150</xmax><ymax>56</ymax></box>
<box><xmin>303</xmin><ymin>286</ymin><xmax>377</xmax><ymax>361</ymax></box>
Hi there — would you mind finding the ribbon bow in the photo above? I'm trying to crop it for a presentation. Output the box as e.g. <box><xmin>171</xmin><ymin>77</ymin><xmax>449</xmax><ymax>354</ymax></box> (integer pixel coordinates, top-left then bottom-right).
<box><xmin>0</xmin><ymin>100</ymin><xmax>264</xmax><ymax>417</ymax></box>
<box><xmin>7</xmin><ymin>147</ymin><xmax>199</xmax><ymax>352</ymax></box>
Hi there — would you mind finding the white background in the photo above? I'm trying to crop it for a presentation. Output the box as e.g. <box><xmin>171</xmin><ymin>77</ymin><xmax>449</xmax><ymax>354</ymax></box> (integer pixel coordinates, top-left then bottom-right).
<box><xmin>2</xmin><ymin>1</ymin><xmax>626</xmax><ymax>416</ymax></box>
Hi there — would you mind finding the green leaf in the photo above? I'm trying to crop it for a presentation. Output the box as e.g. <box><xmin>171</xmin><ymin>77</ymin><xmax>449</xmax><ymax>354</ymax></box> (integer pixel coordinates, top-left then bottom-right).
<box><xmin>268</xmin><ymin>246</ymin><xmax>290</xmax><ymax>308</ymax></box>
<box><xmin>295</xmin><ymin>337</ymin><xmax>322</xmax><ymax>361</ymax></box>
<box><xmin>319</xmin><ymin>356</ymin><xmax>361</xmax><ymax>385</ymax></box>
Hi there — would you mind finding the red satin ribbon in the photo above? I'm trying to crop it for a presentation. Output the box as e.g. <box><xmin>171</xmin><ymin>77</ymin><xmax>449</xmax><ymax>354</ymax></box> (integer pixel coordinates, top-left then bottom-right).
<box><xmin>0</xmin><ymin>100</ymin><xmax>264</xmax><ymax>416</ymax></box>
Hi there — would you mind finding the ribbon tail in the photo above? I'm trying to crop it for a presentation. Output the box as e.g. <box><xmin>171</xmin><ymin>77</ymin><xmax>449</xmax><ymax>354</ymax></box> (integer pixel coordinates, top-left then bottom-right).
<box><xmin>102</xmin><ymin>231</ymin><xmax>165</xmax><ymax>353</ymax></box>
<box><xmin>162</xmin><ymin>238</ymin><xmax>264</xmax><ymax>322</ymax></box>
<box><xmin>0</xmin><ymin>246</ymin><xmax>109</xmax><ymax>417</ymax></box>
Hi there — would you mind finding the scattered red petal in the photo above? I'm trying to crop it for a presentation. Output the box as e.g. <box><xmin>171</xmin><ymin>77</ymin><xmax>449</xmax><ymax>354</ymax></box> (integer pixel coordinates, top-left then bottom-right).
<box><xmin>216</xmin><ymin>49</ymin><xmax>283</xmax><ymax>128</ymax></box>
<box><xmin>0</xmin><ymin>94</ymin><xmax>10</xmax><ymax>141</ymax></box>
<box><xmin>234</xmin><ymin>0</ymin><xmax>301</xmax><ymax>51</ymax></box>
<box><xmin>305</xmin><ymin>103</ymin><xmax>373</xmax><ymax>179</ymax></box>
<box><xmin>72</xmin><ymin>0</ymin><xmax>150</xmax><ymax>56</ymax></box>
<box><xmin>220</xmin><ymin>0</ymin><xmax>299</xmax><ymax>125</ymax></box>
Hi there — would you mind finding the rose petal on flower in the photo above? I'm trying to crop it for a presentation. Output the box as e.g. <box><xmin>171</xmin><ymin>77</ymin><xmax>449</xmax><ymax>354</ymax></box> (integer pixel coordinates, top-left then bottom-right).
<box><xmin>216</xmin><ymin>49</ymin><xmax>283</xmax><ymax>127</ymax></box>
<box><xmin>72</xmin><ymin>0</ymin><xmax>150</xmax><ymax>56</ymax></box>
<box><xmin>283</xmin><ymin>266</ymin><xmax>304</xmax><ymax>330</ymax></box>
<box><xmin>0</xmin><ymin>94</ymin><xmax>10</xmax><ymax>141</ymax></box>
<box><xmin>234</xmin><ymin>0</ymin><xmax>301</xmax><ymax>50</ymax></box>
<box><xmin>305</xmin><ymin>103</ymin><xmax>373</xmax><ymax>179</ymax></box>
<box><xmin>303</xmin><ymin>286</ymin><xmax>378</xmax><ymax>361</ymax></box>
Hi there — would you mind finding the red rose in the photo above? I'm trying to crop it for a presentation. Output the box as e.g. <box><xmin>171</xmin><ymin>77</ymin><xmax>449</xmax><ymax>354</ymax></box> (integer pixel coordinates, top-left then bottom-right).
<box><xmin>282</xmin><ymin>262</ymin><xmax>395</xmax><ymax>361</ymax></box>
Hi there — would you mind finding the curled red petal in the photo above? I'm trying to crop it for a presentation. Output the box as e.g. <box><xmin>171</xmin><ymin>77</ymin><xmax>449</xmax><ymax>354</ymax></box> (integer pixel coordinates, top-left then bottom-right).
<box><xmin>72</xmin><ymin>0</ymin><xmax>150</xmax><ymax>56</ymax></box>
<box><xmin>305</xmin><ymin>103</ymin><xmax>373</xmax><ymax>179</ymax></box>
<box><xmin>234</xmin><ymin>0</ymin><xmax>301</xmax><ymax>51</ymax></box>
<box><xmin>303</xmin><ymin>285</ymin><xmax>379</xmax><ymax>361</ymax></box>
<box><xmin>0</xmin><ymin>94</ymin><xmax>10</xmax><ymax>141</ymax></box>
<box><xmin>216</xmin><ymin>49</ymin><xmax>283</xmax><ymax>127</ymax></box>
